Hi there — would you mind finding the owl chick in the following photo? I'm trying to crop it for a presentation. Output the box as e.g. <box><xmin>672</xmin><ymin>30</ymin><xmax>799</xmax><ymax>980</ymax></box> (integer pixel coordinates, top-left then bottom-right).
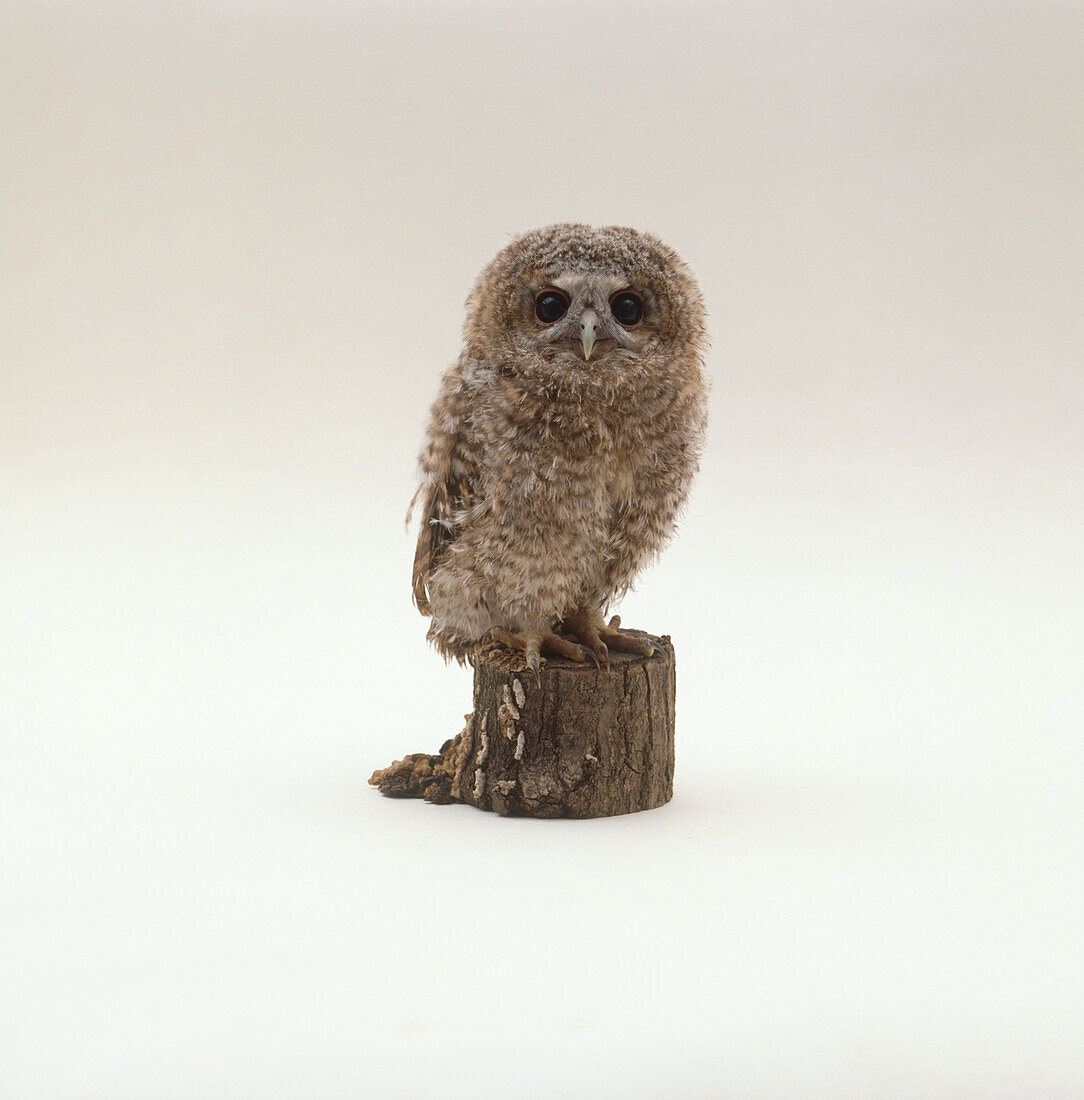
<box><xmin>410</xmin><ymin>223</ymin><xmax>707</xmax><ymax>677</ymax></box>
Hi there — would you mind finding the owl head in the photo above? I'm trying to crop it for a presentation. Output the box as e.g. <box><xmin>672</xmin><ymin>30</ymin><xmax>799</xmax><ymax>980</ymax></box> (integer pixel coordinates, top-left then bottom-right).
<box><xmin>462</xmin><ymin>224</ymin><xmax>705</xmax><ymax>381</ymax></box>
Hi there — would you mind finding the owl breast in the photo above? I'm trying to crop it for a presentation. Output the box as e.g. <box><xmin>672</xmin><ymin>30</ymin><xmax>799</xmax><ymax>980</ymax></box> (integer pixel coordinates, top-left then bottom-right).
<box><xmin>490</xmin><ymin>392</ymin><xmax>663</xmax><ymax>607</ymax></box>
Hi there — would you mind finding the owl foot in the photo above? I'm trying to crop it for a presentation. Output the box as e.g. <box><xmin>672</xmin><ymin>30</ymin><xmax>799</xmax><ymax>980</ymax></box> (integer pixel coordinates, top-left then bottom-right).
<box><xmin>600</xmin><ymin>615</ymin><xmax>656</xmax><ymax>657</ymax></box>
<box><xmin>487</xmin><ymin>627</ymin><xmax>594</xmax><ymax>685</ymax></box>
<box><xmin>558</xmin><ymin>613</ymin><xmax>655</xmax><ymax>669</ymax></box>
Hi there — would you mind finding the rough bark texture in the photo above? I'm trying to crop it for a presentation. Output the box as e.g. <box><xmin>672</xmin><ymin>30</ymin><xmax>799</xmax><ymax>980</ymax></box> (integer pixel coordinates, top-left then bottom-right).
<box><xmin>370</xmin><ymin>632</ymin><xmax>676</xmax><ymax>818</ymax></box>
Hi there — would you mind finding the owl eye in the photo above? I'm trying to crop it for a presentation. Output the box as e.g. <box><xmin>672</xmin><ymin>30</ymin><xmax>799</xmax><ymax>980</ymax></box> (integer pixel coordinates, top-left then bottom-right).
<box><xmin>534</xmin><ymin>289</ymin><xmax>570</xmax><ymax>325</ymax></box>
<box><xmin>610</xmin><ymin>291</ymin><xmax>644</xmax><ymax>327</ymax></box>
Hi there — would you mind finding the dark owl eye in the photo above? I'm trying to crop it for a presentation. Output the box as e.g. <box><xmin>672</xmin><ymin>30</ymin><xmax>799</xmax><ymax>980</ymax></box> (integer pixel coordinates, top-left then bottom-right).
<box><xmin>534</xmin><ymin>289</ymin><xmax>570</xmax><ymax>325</ymax></box>
<box><xmin>610</xmin><ymin>291</ymin><xmax>644</xmax><ymax>327</ymax></box>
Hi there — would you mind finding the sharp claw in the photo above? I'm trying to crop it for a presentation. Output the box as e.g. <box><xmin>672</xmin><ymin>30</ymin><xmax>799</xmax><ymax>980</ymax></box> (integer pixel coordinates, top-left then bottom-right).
<box><xmin>598</xmin><ymin>641</ymin><xmax>610</xmax><ymax>669</ymax></box>
<box><xmin>527</xmin><ymin>652</ymin><xmax>541</xmax><ymax>687</ymax></box>
<box><xmin>586</xmin><ymin>647</ymin><xmax>601</xmax><ymax>669</ymax></box>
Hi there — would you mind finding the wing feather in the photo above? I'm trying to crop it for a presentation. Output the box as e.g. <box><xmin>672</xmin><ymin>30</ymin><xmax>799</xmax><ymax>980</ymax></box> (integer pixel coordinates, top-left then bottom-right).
<box><xmin>409</xmin><ymin>379</ymin><xmax>476</xmax><ymax>614</ymax></box>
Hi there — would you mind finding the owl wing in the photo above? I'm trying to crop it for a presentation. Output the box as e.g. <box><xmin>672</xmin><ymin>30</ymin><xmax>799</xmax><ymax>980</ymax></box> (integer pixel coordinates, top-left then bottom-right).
<box><xmin>409</xmin><ymin>378</ymin><xmax>478</xmax><ymax>614</ymax></box>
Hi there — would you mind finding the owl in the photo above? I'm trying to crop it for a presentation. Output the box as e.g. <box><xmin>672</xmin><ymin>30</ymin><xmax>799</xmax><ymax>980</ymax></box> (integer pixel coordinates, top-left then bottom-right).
<box><xmin>410</xmin><ymin>223</ymin><xmax>707</xmax><ymax>677</ymax></box>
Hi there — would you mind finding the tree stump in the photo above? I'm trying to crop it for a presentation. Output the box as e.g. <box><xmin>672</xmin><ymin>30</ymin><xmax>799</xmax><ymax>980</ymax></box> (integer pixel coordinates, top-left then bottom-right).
<box><xmin>370</xmin><ymin>631</ymin><xmax>676</xmax><ymax>818</ymax></box>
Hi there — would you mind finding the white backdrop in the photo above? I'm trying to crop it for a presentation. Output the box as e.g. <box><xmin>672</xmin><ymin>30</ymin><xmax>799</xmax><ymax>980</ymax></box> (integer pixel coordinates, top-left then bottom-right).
<box><xmin>3</xmin><ymin>2</ymin><xmax>1082</xmax><ymax>1096</ymax></box>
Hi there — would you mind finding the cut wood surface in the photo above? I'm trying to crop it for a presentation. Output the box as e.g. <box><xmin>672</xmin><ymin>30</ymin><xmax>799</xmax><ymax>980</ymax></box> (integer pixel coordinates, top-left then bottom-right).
<box><xmin>370</xmin><ymin>631</ymin><xmax>676</xmax><ymax>818</ymax></box>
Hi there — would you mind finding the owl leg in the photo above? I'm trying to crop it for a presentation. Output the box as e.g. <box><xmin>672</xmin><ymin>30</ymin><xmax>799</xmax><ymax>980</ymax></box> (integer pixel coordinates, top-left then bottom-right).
<box><xmin>488</xmin><ymin>627</ymin><xmax>593</xmax><ymax>685</ymax></box>
<box><xmin>561</xmin><ymin>611</ymin><xmax>655</xmax><ymax>668</ymax></box>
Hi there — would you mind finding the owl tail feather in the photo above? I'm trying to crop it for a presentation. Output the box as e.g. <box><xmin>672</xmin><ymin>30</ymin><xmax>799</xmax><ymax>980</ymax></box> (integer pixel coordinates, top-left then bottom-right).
<box><xmin>426</xmin><ymin>621</ymin><xmax>474</xmax><ymax>665</ymax></box>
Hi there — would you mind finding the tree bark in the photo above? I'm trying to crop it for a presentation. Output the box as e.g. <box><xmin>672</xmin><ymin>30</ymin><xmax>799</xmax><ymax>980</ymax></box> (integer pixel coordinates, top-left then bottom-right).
<box><xmin>370</xmin><ymin>632</ymin><xmax>676</xmax><ymax>818</ymax></box>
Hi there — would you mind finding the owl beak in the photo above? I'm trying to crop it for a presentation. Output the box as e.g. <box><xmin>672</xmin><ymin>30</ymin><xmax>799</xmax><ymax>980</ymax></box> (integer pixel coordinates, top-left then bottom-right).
<box><xmin>580</xmin><ymin>316</ymin><xmax>598</xmax><ymax>361</ymax></box>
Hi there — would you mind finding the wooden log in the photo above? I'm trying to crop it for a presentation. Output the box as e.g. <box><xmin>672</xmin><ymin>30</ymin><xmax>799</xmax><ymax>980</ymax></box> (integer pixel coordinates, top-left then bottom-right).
<box><xmin>370</xmin><ymin>631</ymin><xmax>676</xmax><ymax>818</ymax></box>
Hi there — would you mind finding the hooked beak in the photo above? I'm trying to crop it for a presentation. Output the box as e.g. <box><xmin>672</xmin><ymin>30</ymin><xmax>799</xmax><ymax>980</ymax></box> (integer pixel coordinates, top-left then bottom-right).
<box><xmin>580</xmin><ymin>313</ymin><xmax>598</xmax><ymax>361</ymax></box>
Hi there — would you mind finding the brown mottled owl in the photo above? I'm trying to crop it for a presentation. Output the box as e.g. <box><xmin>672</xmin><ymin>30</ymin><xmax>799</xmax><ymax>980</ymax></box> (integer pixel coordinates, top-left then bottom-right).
<box><xmin>410</xmin><ymin>223</ymin><xmax>707</xmax><ymax>677</ymax></box>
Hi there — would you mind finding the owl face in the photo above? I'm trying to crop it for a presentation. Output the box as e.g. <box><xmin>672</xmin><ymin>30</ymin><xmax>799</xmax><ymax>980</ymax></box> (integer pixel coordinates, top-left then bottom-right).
<box><xmin>464</xmin><ymin>224</ymin><xmax>704</xmax><ymax>379</ymax></box>
<box><xmin>520</xmin><ymin>271</ymin><xmax>658</xmax><ymax>364</ymax></box>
